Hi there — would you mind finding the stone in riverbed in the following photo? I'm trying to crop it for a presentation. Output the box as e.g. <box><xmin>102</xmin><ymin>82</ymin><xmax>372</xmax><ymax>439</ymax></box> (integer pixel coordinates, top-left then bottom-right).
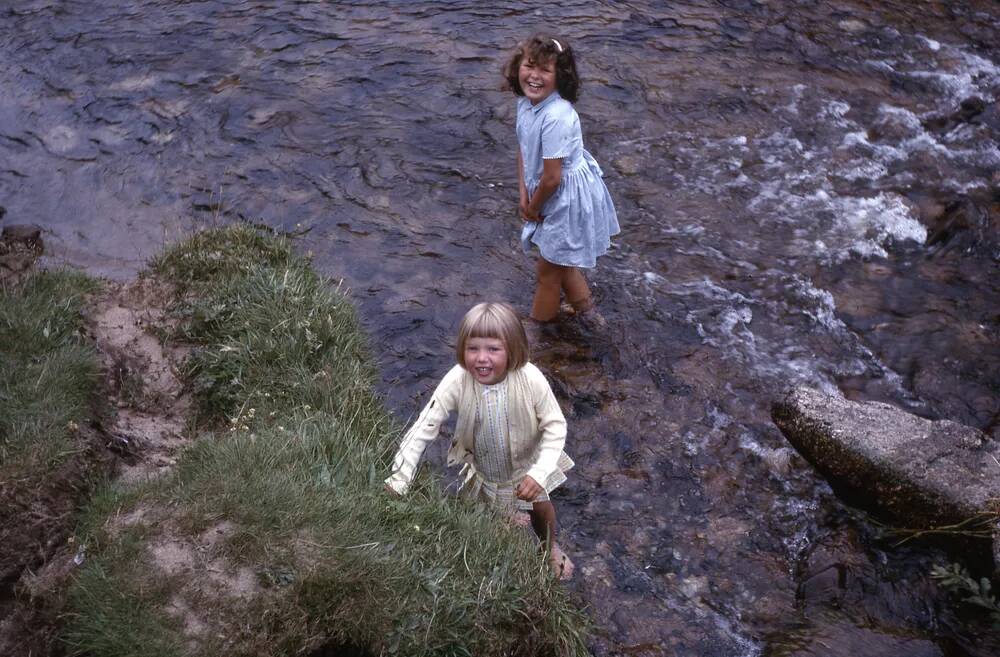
<box><xmin>0</xmin><ymin>224</ymin><xmax>45</xmax><ymax>281</ymax></box>
<box><xmin>772</xmin><ymin>386</ymin><xmax>1000</xmax><ymax>569</ymax></box>
<box><xmin>0</xmin><ymin>225</ymin><xmax>45</xmax><ymax>281</ymax></box>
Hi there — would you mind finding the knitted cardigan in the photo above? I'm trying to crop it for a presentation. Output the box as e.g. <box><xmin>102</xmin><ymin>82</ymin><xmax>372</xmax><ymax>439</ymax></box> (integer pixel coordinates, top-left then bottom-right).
<box><xmin>385</xmin><ymin>362</ymin><xmax>573</xmax><ymax>496</ymax></box>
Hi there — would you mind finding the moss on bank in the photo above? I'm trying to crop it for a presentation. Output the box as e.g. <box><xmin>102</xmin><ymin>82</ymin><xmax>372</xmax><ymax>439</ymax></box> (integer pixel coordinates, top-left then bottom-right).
<box><xmin>64</xmin><ymin>225</ymin><xmax>589</xmax><ymax>656</ymax></box>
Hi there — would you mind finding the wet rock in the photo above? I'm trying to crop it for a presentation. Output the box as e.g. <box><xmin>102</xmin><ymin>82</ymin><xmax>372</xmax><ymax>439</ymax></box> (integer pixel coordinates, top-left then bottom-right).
<box><xmin>772</xmin><ymin>621</ymin><xmax>945</xmax><ymax>657</ymax></box>
<box><xmin>2</xmin><ymin>224</ymin><xmax>43</xmax><ymax>247</ymax></box>
<box><xmin>0</xmin><ymin>224</ymin><xmax>45</xmax><ymax>280</ymax></box>
<box><xmin>911</xmin><ymin>195</ymin><xmax>946</xmax><ymax>226</ymax></box>
<box><xmin>798</xmin><ymin>563</ymin><xmax>844</xmax><ymax>606</ymax></box>
<box><xmin>612</xmin><ymin>431</ymin><xmax>643</xmax><ymax>468</ymax></box>
<box><xmin>923</xmin><ymin>96</ymin><xmax>988</xmax><ymax>134</ymax></box>
<box><xmin>0</xmin><ymin>252</ymin><xmax>36</xmax><ymax>274</ymax></box>
<box><xmin>772</xmin><ymin>387</ymin><xmax>1000</xmax><ymax>570</ymax></box>
<box><xmin>613</xmin><ymin>155</ymin><xmax>642</xmax><ymax>176</ymax></box>
<box><xmin>925</xmin><ymin>198</ymin><xmax>990</xmax><ymax>250</ymax></box>
<box><xmin>797</xmin><ymin>528</ymin><xmax>869</xmax><ymax>609</ymax></box>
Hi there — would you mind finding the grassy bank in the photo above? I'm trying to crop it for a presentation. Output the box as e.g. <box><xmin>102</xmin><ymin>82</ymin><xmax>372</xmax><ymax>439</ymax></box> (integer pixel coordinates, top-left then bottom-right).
<box><xmin>64</xmin><ymin>225</ymin><xmax>589</xmax><ymax>656</ymax></box>
<box><xmin>0</xmin><ymin>270</ymin><xmax>100</xmax><ymax>472</ymax></box>
<box><xmin>0</xmin><ymin>269</ymin><xmax>108</xmax><ymax>655</ymax></box>
<box><xmin>0</xmin><ymin>271</ymin><xmax>103</xmax><ymax>574</ymax></box>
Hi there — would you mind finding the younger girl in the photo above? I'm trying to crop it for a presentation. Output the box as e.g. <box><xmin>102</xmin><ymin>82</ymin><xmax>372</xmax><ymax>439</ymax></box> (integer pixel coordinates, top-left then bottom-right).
<box><xmin>502</xmin><ymin>34</ymin><xmax>620</xmax><ymax>332</ymax></box>
<box><xmin>384</xmin><ymin>302</ymin><xmax>575</xmax><ymax>578</ymax></box>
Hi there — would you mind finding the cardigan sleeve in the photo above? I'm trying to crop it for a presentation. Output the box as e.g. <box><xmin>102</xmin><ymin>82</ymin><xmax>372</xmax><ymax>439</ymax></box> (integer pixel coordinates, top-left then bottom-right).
<box><xmin>523</xmin><ymin>365</ymin><xmax>567</xmax><ymax>486</ymax></box>
<box><xmin>384</xmin><ymin>365</ymin><xmax>463</xmax><ymax>495</ymax></box>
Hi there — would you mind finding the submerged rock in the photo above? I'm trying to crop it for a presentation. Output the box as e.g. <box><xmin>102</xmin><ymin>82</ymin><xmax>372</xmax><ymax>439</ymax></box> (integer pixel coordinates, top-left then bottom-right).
<box><xmin>0</xmin><ymin>224</ymin><xmax>45</xmax><ymax>281</ymax></box>
<box><xmin>772</xmin><ymin>386</ymin><xmax>1000</xmax><ymax>569</ymax></box>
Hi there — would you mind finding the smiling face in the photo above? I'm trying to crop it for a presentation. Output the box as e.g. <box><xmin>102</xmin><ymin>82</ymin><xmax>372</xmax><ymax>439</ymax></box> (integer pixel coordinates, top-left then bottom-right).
<box><xmin>464</xmin><ymin>336</ymin><xmax>509</xmax><ymax>385</ymax></box>
<box><xmin>518</xmin><ymin>54</ymin><xmax>557</xmax><ymax>105</ymax></box>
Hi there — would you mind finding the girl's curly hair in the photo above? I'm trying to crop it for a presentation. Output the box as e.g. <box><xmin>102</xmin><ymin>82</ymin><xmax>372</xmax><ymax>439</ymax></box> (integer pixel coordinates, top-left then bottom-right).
<box><xmin>501</xmin><ymin>34</ymin><xmax>581</xmax><ymax>103</ymax></box>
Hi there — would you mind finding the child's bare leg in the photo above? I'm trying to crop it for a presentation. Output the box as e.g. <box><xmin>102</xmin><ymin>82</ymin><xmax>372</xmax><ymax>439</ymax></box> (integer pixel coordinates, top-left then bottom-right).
<box><xmin>562</xmin><ymin>268</ymin><xmax>592</xmax><ymax>312</ymax></box>
<box><xmin>529</xmin><ymin>501</ymin><xmax>574</xmax><ymax>580</ymax></box>
<box><xmin>531</xmin><ymin>258</ymin><xmax>566</xmax><ymax>322</ymax></box>
<box><xmin>528</xmin><ymin>500</ymin><xmax>556</xmax><ymax>545</ymax></box>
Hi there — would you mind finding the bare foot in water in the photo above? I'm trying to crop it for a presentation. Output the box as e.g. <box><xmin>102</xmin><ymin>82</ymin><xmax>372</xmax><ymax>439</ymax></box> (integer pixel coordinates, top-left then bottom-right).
<box><xmin>549</xmin><ymin>543</ymin><xmax>575</xmax><ymax>580</ymax></box>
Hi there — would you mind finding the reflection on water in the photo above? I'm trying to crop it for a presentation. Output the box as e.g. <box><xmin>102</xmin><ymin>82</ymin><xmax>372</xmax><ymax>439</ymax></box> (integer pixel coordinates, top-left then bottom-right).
<box><xmin>1</xmin><ymin>1</ymin><xmax>997</xmax><ymax>654</ymax></box>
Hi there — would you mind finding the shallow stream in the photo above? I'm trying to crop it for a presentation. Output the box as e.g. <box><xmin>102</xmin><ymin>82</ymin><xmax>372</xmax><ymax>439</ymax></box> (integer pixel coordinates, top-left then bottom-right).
<box><xmin>2</xmin><ymin>1</ymin><xmax>998</xmax><ymax>655</ymax></box>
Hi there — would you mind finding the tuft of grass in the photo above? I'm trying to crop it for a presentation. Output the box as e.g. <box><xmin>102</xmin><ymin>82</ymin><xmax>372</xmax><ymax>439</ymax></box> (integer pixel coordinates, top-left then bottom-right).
<box><xmin>151</xmin><ymin>223</ymin><xmax>294</xmax><ymax>291</ymax></box>
<box><xmin>63</xmin><ymin>533</ymin><xmax>186</xmax><ymax>657</ymax></box>
<box><xmin>0</xmin><ymin>270</ymin><xmax>100</xmax><ymax>468</ymax></box>
<box><xmin>881</xmin><ymin>501</ymin><xmax>1000</xmax><ymax>546</ymax></box>
<box><xmin>67</xmin><ymin>225</ymin><xmax>590</xmax><ymax>656</ymax></box>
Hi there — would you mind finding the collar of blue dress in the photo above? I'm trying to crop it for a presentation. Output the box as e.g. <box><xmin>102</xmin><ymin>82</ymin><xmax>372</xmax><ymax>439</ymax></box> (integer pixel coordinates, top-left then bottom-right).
<box><xmin>530</xmin><ymin>91</ymin><xmax>562</xmax><ymax>114</ymax></box>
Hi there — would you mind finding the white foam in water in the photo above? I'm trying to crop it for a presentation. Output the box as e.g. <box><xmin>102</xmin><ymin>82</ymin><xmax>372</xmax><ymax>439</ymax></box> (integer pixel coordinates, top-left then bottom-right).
<box><xmin>865</xmin><ymin>59</ymin><xmax>895</xmax><ymax>73</ymax></box>
<box><xmin>830</xmin><ymin>192</ymin><xmax>927</xmax><ymax>260</ymax></box>
<box><xmin>840</xmin><ymin>159</ymin><xmax>888</xmax><ymax>181</ymax></box>
<box><xmin>719</xmin><ymin>307</ymin><xmax>753</xmax><ymax>336</ymax></box>
<box><xmin>820</xmin><ymin>100</ymin><xmax>851</xmax><ymax>127</ymax></box>
<box><xmin>659</xmin><ymin>272</ymin><xmax>913</xmax><ymax>400</ymax></box>
<box><xmin>643</xmin><ymin>271</ymin><xmax>666</xmax><ymax>285</ymax></box>
<box><xmin>841</xmin><ymin>130</ymin><xmax>873</xmax><ymax>148</ymax></box>
<box><xmin>784</xmin><ymin>83</ymin><xmax>807</xmax><ymax>115</ymax></box>
<box><xmin>896</xmin><ymin>39</ymin><xmax>1000</xmax><ymax>103</ymax></box>
<box><xmin>879</xmin><ymin>103</ymin><xmax>923</xmax><ymax>126</ymax></box>
<box><xmin>789</xmin><ymin>278</ymin><xmax>839</xmax><ymax>330</ymax></box>
<box><xmin>919</xmin><ymin>36</ymin><xmax>941</xmax><ymax>52</ymax></box>
<box><xmin>778</xmin><ymin>497</ymin><xmax>820</xmax><ymax>560</ymax></box>
<box><xmin>628</xmin><ymin>36</ymin><xmax>995</xmax><ymax>405</ymax></box>
<box><xmin>849</xmin><ymin>103</ymin><xmax>1000</xmax><ymax>176</ymax></box>
<box><xmin>673</xmin><ymin>279</ymin><xmax>835</xmax><ymax>391</ymax></box>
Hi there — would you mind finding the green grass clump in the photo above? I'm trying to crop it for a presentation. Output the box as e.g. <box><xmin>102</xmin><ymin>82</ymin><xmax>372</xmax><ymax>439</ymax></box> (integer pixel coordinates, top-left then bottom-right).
<box><xmin>67</xmin><ymin>225</ymin><xmax>589</xmax><ymax>656</ymax></box>
<box><xmin>0</xmin><ymin>270</ymin><xmax>100</xmax><ymax>468</ymax></box>
<box><xmin>151</xmin><ymin>223</ymin><xmax>294</xmax><ymax>291</ymax></box>
<box><xmin>931</xmin><ymin>563</ymin><xmax>1000</xmax><ymax>628</ymax></box>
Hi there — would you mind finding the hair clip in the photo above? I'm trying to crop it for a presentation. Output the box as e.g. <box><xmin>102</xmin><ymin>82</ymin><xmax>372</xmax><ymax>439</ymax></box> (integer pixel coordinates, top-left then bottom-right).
<box><xmin>551</xmin><ymin>38</ymin><xmax>563</xmax><ymax>53</ymax></box>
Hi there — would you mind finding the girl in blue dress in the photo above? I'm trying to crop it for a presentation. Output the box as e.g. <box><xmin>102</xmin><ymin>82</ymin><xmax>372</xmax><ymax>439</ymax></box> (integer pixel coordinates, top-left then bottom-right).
<box><xmin>502</xmin><ymin>34</ymin><xmax>620</xmax><ymax>335</ymax></box>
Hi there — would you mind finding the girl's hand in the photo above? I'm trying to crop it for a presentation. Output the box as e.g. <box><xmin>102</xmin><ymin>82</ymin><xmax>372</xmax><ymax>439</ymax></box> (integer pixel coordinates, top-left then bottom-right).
<box><xmin>515</xmin><ymin>475</ymin><xmax>542</xmax><ymax>501</ymax></box>
<box><xmin>522</xmin><ymin>205</ymin><xmax>543</xmax><ymax>222</ymax></box>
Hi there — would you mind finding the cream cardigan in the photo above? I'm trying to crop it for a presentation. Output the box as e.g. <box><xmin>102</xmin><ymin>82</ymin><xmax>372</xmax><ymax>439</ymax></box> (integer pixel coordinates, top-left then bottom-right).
<box><xmin>385</xmin><ymin>362</ymin><xmax>573</xmax><ymax>496</ymax></box>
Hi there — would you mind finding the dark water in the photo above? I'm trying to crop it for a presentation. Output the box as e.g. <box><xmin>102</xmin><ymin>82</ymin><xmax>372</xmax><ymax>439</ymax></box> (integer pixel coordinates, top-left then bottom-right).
<box><xmin>2</xmin><ymin>1</ymin><xmax>998</xmax><ymax>655</ymax></box>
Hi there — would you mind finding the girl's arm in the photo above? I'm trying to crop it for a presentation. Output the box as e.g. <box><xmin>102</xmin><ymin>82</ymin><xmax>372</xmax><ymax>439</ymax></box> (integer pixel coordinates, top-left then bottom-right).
<box><xmin>525</xmin><ymin>157</ymin><xmax>562</xmax><ymax>221</ymax></box>
<box><xmin>523</xmin><ymin>374</ymin><xmax>567</xmax><ymax>487</ymax></box>
<box><xmin>517</xmin><ymin>149</ymin><xmax>529</xmax><ymax>218</ymax></box>
<box><xmin>384</xmin><ymin>367</ymin><xmax>462</xmax><ymax>495</ymax></box>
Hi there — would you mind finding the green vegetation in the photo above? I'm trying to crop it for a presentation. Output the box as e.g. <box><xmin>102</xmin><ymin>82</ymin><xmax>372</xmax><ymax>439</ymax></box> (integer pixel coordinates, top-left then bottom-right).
<box><xmin>0</xmin><ymin>270</ymin><xmax>100</xmax><ymax>472</ymax></box>
<box><xmin>931</xmin><ymin>563</ymin><xmax>1000</xmax><ymax>628</ymax></box>
<box><xmin>65</xmin><ymin>225</ymin><xmax>589</xmax><ymax>656</ymax></box>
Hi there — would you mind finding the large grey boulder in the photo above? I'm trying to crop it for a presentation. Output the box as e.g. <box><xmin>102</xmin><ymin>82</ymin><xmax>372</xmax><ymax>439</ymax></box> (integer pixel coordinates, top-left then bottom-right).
<box><xmin>773</xmin><ymin>386</ymin><xmax>1000</xmax><ymax>567</ymax></box>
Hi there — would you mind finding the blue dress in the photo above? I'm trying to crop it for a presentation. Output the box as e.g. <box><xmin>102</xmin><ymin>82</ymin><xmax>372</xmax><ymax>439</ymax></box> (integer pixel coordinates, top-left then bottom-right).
<box><xmin>517</xmin><ymin>92</ymin><xmax>620</xmax><ymax>268</ymax></box>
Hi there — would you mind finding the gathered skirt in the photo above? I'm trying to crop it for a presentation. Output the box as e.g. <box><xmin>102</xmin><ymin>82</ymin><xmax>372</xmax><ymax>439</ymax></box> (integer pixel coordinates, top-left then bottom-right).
<box><xmin>459</xmin><ymin>451</ymin><xmax>574</xmax><ymax>512</ymax></box>
<box><xmin>521</xmin><ymin>149</ymin><xmax>620</xmax><ymax>269</ymax></box>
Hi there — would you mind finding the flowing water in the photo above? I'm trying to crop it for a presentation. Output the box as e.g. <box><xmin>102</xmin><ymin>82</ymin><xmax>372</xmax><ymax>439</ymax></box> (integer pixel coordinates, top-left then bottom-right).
<box><xmin>2</xmin><ymin>1</ymin><xmax>998</xmax><ymax>655</ymax></box>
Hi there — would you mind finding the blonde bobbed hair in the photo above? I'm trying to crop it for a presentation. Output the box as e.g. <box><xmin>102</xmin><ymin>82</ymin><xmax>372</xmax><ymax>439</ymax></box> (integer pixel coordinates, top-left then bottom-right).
<box><xmin>455</xmin><ymin>302</ymin><xmax>529</xmax><ymax>370</ymax></box>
